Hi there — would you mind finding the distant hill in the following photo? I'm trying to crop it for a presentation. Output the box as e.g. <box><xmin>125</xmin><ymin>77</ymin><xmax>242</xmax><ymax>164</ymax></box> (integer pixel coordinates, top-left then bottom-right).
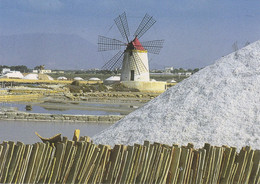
<box><xmin>0</xmin><ymin>33</ymin><xmax>101</xmax><ymax>70</ymax></box>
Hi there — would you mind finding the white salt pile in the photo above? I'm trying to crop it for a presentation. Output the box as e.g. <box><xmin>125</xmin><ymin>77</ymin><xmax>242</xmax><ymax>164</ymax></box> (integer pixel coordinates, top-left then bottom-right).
<box><xmin>93</xmin><ymin>41</ymin><xmax>260</xmax><ymax>149</ymax></box>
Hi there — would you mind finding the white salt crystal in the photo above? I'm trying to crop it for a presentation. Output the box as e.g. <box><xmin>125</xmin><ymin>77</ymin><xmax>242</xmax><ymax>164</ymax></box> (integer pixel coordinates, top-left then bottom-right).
<box><xmin>93</xmin><ymin>41</ymin><xmax>260</xmax><ymax>149</ymax></box>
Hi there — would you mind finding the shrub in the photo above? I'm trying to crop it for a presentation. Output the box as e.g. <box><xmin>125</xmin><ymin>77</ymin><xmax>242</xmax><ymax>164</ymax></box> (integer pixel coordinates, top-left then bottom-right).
<box><xmin>68</xmin><ymin>83</ymin><xmax>108</xmax><ymax>93</ymax></box>
<box><xmin>71</xmin><ymin>80</ymin><xmax>80</xmax><ymax>86</ymax></box>
<box><xmin>68</xmin><ymin>85</ymin><xmax>81</xmax><ymax>93</ymax></box>
<box><xmin>111</xmin><ymin>83</ymin><xmax>139</xmax><ymax>92</ymax></box>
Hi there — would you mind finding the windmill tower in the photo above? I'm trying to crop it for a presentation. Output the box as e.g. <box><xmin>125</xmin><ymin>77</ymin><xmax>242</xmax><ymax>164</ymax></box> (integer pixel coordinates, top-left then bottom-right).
<box><xmin>98</xmin><ymin>12</ymin><xmax>164</xmax><ymax>82</ymax></box>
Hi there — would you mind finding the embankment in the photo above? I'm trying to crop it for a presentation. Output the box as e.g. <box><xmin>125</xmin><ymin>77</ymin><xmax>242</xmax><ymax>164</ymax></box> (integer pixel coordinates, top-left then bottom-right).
<box><xmin>0</xmin><ymin>111</ymin><xmax>124</xmax><ymax>123</ymax></box>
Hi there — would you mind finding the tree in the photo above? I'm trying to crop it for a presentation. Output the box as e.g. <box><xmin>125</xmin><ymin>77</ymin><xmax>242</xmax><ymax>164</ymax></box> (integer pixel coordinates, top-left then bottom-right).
<box><xmin>34</xmin><ymin>65</ymin><xmax>45</xmax><ymax>70</ymax></box>
<box><xmin>10</xmin><ymin>65</ymin><xmax>29</xmax><ymax>73</ymax></box>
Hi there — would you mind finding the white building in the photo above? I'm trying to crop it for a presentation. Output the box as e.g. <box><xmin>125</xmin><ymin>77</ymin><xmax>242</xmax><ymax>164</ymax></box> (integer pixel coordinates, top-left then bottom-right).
<box><xmin>2</xmin><ymin>68</ymin><xmax>11</xmax><ymax>74</ymax></box>
<box><xmin>164</xmin><ymin>67</ymin><xmax>174</xmax><ymax>73</ymax></box>
<box><xmin>33</xmin><ymin>69</ymin><xmax>52</xmax><ymax>74</ymax></box>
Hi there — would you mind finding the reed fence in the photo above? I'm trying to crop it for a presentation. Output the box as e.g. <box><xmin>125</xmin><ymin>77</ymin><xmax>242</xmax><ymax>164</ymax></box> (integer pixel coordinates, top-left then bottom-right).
<box><xmin>0</xmin><ymin>137</ymin><xmax>259</xmax><ymax>184</ymax></box>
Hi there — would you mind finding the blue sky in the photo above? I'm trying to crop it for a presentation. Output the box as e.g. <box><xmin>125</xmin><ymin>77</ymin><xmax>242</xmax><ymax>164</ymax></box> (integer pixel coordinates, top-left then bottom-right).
<box><xmin>1</xmin><ymin>0</ymin><xmax>260</xmax><ymax>69</ymax></box>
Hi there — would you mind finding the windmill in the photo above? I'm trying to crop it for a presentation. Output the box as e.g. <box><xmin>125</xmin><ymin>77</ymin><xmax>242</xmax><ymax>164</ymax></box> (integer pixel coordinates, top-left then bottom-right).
<box><xmin>98</xmin><ymin>12</ymin><xmax>164</xmax><ymax>82</ymax></box>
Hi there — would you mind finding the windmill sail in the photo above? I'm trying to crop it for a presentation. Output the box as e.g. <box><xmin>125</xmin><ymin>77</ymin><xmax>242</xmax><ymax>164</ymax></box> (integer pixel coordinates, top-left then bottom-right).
<box><xmin>141</xmin><ymin>40</ymin><xmax>164</xmax><ymax>54</ymax></box>
<box><xmin>134</xmin><ymin>14</ymin><xmax>156</xmax><ymax>39</ymax></box>
<box><xmin>114</xmin><ymin>12</ymin><xmax>130</xmax><ymax>43</ymax></box>
<box><xmin>98</xmin><ymin>36</ymin><xmax>126</xmax><ymax>52</ymax></box>
<box><xmin>102</xmin><ymin>51</ymin><xmax>124</xmax><ymax>71</ymax></box>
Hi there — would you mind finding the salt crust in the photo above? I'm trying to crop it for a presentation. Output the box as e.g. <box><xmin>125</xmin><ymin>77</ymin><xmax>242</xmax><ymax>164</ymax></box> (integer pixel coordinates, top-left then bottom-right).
<box><xmin>93</xmin><ymin>41</ymin><xmax>260</xmax><ymax>149</ymax></box>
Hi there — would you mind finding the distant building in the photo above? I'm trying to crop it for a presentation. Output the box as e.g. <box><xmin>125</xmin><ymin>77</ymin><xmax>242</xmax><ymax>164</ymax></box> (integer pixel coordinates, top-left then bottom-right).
<box><xmin>164</xmin><ymin>67</ymin><xmax>174</xmax><ymax>73</ymax></box>
<box><xmin>2</xmin><ymin>68</ymin><xmax>11</xmax><ymax>74</ymax></box>
<box><xmin>1</xmin><ymin>68</ymin><xmax>24</xmax><ymax>79</ymax></box>
<box><xmin>52</xmin><ymin>70</ymin><xmax>64</xmax><ymax>74</ymax></box>
<box><xmin>33</xmin><ymin>69</ymin><xmax>52</xmax><ymax>74</ymax></box>
<box><xmin>41</xmin><ymin>70</ymin><xmax>52</xmax><ymax>74</ymax></box>
<box><xmin>185</xmin><ymin>72</ymin><xmax>192</xmax><ymax>76</ymax></box>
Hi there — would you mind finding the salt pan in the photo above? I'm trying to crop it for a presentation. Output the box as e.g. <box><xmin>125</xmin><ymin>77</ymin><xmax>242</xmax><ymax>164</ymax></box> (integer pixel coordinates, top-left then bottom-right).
<box><xmin>93</xmin><ymin>41</ymin><xmax>260</xmax><ymax>149</ymax></box>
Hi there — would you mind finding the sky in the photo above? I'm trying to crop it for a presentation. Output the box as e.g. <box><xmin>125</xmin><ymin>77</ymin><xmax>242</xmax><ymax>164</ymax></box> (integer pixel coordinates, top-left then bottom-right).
<box><xmin>0</xmin><ymin>0</ymin><xmax>260</xmax><ymax>69</ymax></box>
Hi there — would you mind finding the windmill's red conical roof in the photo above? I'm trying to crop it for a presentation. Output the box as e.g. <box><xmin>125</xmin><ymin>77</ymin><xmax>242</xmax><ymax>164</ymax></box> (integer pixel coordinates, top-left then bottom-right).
<box><xmin>132</xmin><ymin>37</ymin><xmax>145</xmax><ymax>50</ymax></box>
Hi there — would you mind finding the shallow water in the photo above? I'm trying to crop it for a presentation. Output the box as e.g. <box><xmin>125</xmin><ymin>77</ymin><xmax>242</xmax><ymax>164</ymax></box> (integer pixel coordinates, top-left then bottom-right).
<box><xmin>0</xmin><ymin>120</ymin><xmax>112</xmax><ymax>144</ymax></box>
<box><xmin>0</xmin><ymin>102</ymin><xmax>139</xmax><ymax>115</ymax></box>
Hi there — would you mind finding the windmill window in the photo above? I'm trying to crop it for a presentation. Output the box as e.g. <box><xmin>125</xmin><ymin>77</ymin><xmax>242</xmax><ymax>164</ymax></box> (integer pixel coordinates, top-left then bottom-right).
<box><xmin>131</xmin><ymin>70</ymin><xmax>135</xmax><ymax>81</ymax></box>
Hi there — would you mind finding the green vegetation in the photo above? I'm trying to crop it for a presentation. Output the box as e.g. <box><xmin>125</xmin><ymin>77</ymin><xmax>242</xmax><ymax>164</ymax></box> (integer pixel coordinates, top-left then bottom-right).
<box><xmin>68</xmin><ymin>81</ymin><xmax>108</xmax><ymax>93</ymax></box>
<box><xmin>68</xmin><ymin>81</ymin><xmax>139</xmax><ymax>93</ymax></box>
<box><xmin>111</xmin><ymin>83</ymin><xmax>140</xmax><ymax>92</ymax></box>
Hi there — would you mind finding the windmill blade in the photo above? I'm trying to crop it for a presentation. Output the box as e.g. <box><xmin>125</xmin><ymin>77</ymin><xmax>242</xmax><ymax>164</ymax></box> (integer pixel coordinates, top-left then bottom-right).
<box><xmin>102</xmin><ymin>51</ymin><xmax>124</xmax><ymax>71</ymax></box>
<box><xmin>134</xmin><ymin>13</ymin><xmax>156</xmax><ymax>39</ymax></box>
<box><xmin>98</xmin><ymin>36</ymin><xmax>126</xmax><ymax>52</ymax></box>
<box><xmin>131</xmin><ymin>51</ymin><xmax>148</xmax><ymax>75</ymax></box>
<box><xmin>114</xmin><ymin>12</ymin><xmax>130</xmax><ymax>43</ymax></box>
<box><xmin>141</xmin><ymin>40</ymin><xmax>164</xmax><ymax>54</ymax></box>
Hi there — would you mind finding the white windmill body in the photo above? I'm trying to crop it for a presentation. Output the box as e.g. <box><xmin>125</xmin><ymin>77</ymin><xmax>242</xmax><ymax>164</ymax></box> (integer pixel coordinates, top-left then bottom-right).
<box><xmin>120</xmin><ymin>38</ymin><xmax>150</xmax><ymax>81</ymax></box>
<box><xmin>121</xmin><ymin>50</ymin><xmax>149</xmax><ymax>81</ymax></box>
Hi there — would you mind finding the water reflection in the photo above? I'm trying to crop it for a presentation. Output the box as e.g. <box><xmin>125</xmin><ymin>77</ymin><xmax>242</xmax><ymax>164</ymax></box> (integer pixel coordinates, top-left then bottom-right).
<box><xmin>0</xmin><ymin>102</ymin><xmax>126</xmax><ymax>115</ymax></box>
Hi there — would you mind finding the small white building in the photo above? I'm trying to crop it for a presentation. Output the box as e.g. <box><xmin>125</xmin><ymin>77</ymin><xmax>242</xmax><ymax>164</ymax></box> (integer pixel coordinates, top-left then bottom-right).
<box><xmin>33</xmin><ymin>69</ymin><xmax>52</xmax><ymax>74</ymax></box>
<box><xmin>41</xmin><ymin>70</ymin><xmax>52</xmax><ymax>74</ymax></box>
<box><xmin>2</xmin><ymin>68</ymin><xmax>11</xmax><ymax>74</ymax></box>
<box><xmin>185</xmin><ymin>72</ymin><xmax>192</xmax><ymax>76</ymax></box>
<box><xmin>165</xmin><ymin>67</ymin><xmax>174</xmax><ymax>73</ymax></box>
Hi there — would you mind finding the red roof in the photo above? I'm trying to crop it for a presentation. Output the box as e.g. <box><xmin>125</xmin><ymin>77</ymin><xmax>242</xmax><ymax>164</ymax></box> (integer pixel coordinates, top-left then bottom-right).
<box><xmin>132</xmin><ymin>37</ymin><xmax>145</xmax><ymax>50</ymax></box>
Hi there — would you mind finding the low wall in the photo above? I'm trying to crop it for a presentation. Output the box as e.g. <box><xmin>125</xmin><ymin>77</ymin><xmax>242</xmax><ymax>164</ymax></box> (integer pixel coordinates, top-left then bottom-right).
<box><xmin>0</xmin><ymin>138</ymin><xmax>258</xmax><ymax>184</ymax></box>
<box><xmin>122</xmin><ymin>81</ymin><xmax>167</xmax><ymax>93</ymax></box>
<box><xmin>0</xmin><ymin>111</ymin><xmax>124</xmax><ymax>123</ymax></box>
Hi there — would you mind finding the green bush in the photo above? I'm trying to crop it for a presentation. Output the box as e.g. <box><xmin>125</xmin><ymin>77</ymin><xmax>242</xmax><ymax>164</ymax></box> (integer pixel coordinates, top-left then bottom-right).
<box><xmin>67</xmin><ymin>83</ymin><xmax>108</xmax><ymax>93</ymax></box>
<box><xmin>71</xmin><ymin>80</ymin><xmax>80</xmax><ymax>86</ymax></box>
<box><xmin>111</xmin><ymin>83</ymin><xmax>139</xmax><ymax>92</ymax></box>
<box><xmin>68</xmin><ymin>85</ymin><xmax>81</xmax><ymax>93</ymax></box>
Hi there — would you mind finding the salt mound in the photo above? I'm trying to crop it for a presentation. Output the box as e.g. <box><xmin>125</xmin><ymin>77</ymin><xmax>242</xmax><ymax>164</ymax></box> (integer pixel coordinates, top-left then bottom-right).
<box><xmin>93</xmin><ymin>41</ymin><xmax>260</xmax><ymax>149</ymax></box>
